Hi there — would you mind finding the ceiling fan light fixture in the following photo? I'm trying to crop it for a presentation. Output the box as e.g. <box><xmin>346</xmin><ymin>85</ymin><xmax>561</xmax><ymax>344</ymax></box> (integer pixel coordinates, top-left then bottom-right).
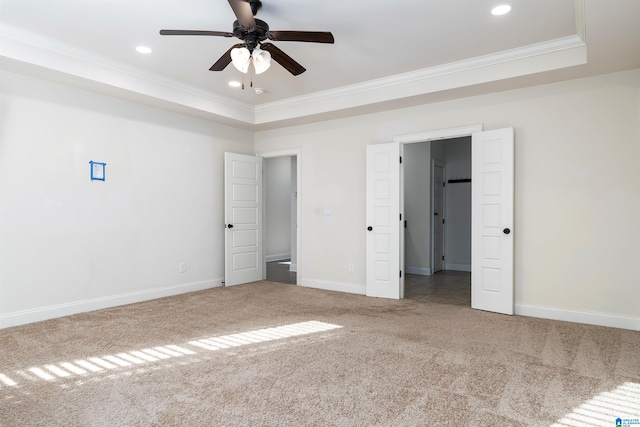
<box><xmin>252</xmin><ymin>47</ymin><xmax>272</xmax><ymax>74</ymax></box>
<box><xmin>231</xmin><ymin>47</ymin><xmax>251</xmax><ymax>73</ymax></box>
<box><xmin>160</xmin><ymin>0</ymin><xmax>335</xmax><ymax>76</ymax></box>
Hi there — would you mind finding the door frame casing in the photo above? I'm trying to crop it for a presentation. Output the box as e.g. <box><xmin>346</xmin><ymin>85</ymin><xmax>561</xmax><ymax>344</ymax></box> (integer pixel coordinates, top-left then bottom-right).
<box><xmin>256</xmin><ymin>148</ymin><xmax>302</xmax><ymax>286</ymax></box>
<box><xmin>394</xmin><ymin>125</ymin><xmax>484</xmax><ymax>146</ymax></box>
<box><xmin>393</xmin><ymin>124</ymin><xmax>483</xmax><ymax>296</ymax></box>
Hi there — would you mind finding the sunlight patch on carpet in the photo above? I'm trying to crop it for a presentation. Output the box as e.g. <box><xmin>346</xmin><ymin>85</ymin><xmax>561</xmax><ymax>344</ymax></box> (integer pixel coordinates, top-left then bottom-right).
<box><xmin>0</xmin><ymin>321</ymin><xmax>342</xmax><ymax>389</ymax></box>
<box><xmin>73</xmin><ymin>359</ymin><xmax>103</xmax><ymax>373</ymax></box>
<box><xmin>551</xmin><ymin>382</ymin><xmax>640</xmax><ymax>427</ymax></box>
<box><xmin>27</xmin><ymin>367</ymin><xmax>56</xmax><ymax>381</ymax></box>
<box><xmin>189</xmin><ymin>321</ymin><xmax>341</xmax><ymax>350</ymax></box>
<box><xmin>0</xmin><ymin>373</ymin><xmax>17</xmax><ymax>387</ymax></box>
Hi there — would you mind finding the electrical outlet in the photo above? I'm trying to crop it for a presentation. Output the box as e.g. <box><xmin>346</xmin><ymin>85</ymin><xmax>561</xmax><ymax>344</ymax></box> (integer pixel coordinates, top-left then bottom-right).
<box><xmin>348</xmin><ymin>262</ymin><xmax>355</xmax><ymax>273</ymax></box>
<box><xmin>179</xmin><ymin>262</ymin><xmax>186</xmax><ymax>273</ymax></box>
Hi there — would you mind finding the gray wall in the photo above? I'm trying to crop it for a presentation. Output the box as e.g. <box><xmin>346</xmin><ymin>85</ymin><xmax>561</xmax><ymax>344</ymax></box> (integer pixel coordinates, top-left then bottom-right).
<box><xmin>403</xmin><ymin>137</ymin><xmax>471</xmax><ymax>275</ymax></box>
<box><xmin>443</xmin><ymin>137</ymin><xmax>471</xmax><ymax>270</ymax></box>
<box><xmin>290</xmin><ymin>157</ymin><xmax>298</xmax><ymax>271</ymax></box>
<box><xmin>403</xmin><ymin>142</ymin><xmax>431</xmax><ymax>274</ymax></box>
<box><xmin>264</xmin><ymin>156</ymin><xmax>292</xmax><ymax>261</ymax></box>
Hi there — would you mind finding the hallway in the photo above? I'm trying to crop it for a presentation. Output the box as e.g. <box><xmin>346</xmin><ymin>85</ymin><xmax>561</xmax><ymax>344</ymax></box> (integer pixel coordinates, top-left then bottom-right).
<box><xmin>266</xmin><ymin>260</ymin><xmax>297</xmax><ymax>285</ymax></box>
<box><xmin>267</xmin><ymin>261</ymin><xmax>470</xmax><ymax>306</ymax></box>
<box><xmin>404</xmin><ymin>270</ymin><xmax>471</xmax><ymax>306</ymax></box>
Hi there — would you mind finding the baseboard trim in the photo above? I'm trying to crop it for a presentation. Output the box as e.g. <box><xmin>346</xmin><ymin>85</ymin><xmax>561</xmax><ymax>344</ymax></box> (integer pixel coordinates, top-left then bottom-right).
<box><xmin>266</xmin><ymin>254</ymin><xmax>291</xmax><ymax>262</ymax></box>
<box><xmin>0</xmin><ymin>279</ymin><xmax>223</xmax><ymax>329</ymax></box>
<box><xmin>289</xmin><ymin>263</ymin><xmax>298</xmax><ymax>273</ymax></box>
<box><xmin>300</xmin><ymin>279</ymin><xmax>365</xmax><ymax>295</ymax></box>
<box><xmin>515</xmin><ymin>304</ymin><xmax>640</xmax><ymax>331</ymax></box>
<box><xmin>444</xmin><ymin>263</ymin><xmax>471</xmax><ymax>272</ymax></box>
<box><xmin>406</xmin><ymin>266</ymin><xmax>432</xmax><ymax>276</ymax></box>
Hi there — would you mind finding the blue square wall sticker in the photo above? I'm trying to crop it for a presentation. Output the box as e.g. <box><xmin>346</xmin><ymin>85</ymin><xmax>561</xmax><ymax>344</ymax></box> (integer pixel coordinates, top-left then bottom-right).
<box><xmin>89</xmin><ymin>161</ymin><xmax>106</xmax><ymax>181</ymax></box>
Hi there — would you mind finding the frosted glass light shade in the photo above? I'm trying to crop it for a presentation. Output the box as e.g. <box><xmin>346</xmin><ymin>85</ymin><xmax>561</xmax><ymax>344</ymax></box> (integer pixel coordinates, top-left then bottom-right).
<box><xmin>252</xmin><ymin>47</ymin><xmax>272</xmax><ymax>74</ymax></box>
<box><xmin>231</xmin><ymin>47</ymin><xmax>251</xmax><ymax>73</ymax></box>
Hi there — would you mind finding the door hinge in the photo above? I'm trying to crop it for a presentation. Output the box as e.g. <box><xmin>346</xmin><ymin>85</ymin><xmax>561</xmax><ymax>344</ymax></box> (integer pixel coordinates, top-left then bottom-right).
<box><xmin>400</xmin><ymin>271</ymin><xmax>402</xmax><ymax>278</ymax></box>
<box><xmin>443</xmin><ymin>182</ymin><xmax>445</xmax><ymax>187</ymax></box>
<box><xmin>442</xmin><ymin>218</ymin><xmax>445</xmax><ymax>224</ymax></box>
<box><xmin>400</xmin><ymin>156</ymin><xmax>403</xmax><ymax>164</ymax></box>
<box><xmin>442</xmin><ymin>255</ymin><xmax>445</xmax><ymax>261</ymax></box>
<box><xmin>404</xmin><ymin>220</ymin><xmax>407</xmax><ymax>228</ymax></box>
<box><xmin>400</xmin><ymin>213</ymin><xmax>402</xmax><ymax>221</ymax></box>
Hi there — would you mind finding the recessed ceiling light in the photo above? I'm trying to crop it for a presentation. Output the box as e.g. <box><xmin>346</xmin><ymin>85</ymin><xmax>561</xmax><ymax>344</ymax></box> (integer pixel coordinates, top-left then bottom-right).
<box><xmin>491</xmin><ymin>4</ymin><xmax>512</xmax><ymax>16</ymax></box>
<box><xmin>228</xmin><ymin>81</ymin><xmax>242</xmax><ymax>88</ymax></box>
<box><xmin>136</xmin><ymin>46</ymin><xmax>152</xmax><ymax>54</ymax></box>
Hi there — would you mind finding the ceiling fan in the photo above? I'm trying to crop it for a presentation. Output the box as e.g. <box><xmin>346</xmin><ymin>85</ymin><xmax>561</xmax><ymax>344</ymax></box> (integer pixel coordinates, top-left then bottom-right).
<box><xmin>160</xmin><ymin>0</ymin><xmax>334</xmax><ymax>76</ymax></box>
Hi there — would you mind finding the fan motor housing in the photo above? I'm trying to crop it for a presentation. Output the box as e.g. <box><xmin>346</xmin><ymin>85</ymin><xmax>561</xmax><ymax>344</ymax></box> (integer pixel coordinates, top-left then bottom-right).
<box><xmin>233</xmin><ymin>19</ymin><xmax>270</xmax><ymax>50</ymax></box>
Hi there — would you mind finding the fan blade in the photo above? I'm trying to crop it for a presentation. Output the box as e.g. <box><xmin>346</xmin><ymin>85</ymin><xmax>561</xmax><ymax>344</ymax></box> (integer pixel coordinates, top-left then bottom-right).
<box><xmin>210</xmin><ymin>43</ymin><xmax>244</xmax><ymax>71</ymax></box>
<box><xmin>160</xmin><ymin>30</ymin><xmax>234</xmax><ymax>37</ymax></box>
<box><xmin>228</xmin><ymin>0</ymin><xmax>256</xmax><ymax>29</ymax></box>
<box><xmin>269</xmin><ymin>31</ymin><xmax>334</xmax><ymax>44</ymax></box>
<box><xmin>261</xmin><ymin>43</ymin><xmax>306</xmax><ymax>76</ymax></box>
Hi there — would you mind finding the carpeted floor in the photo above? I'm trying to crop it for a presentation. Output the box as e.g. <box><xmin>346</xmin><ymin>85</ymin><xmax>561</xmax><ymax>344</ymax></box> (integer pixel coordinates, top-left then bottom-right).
<box><xmin>1</xmin><ymin>282</ymin><xmax>638</xmax><ymax>426</ymax></box>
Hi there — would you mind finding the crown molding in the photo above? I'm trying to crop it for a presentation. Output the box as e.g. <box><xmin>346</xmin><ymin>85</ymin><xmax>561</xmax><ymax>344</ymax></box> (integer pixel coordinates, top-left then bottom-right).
<box><xmin>1</xmin><ymin>0</ymin><xmax>588</xmax><ymax>128</ymax></box>
<box><xmin>254</xmin><ymin>34</ymin><xmax>586</xmax><ymax>124</ymax></box>
<box><xmin>0</xmin><ymin>23</ymin><xmax>255</xmax><ymax>124</ymax></box>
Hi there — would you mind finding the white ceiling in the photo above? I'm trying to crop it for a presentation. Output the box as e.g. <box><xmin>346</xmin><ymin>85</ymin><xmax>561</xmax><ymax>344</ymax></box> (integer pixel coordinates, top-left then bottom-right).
<box><xmin>1</xmin><ymin>0</ymin><xmax>639</xmax><ymax>129</ymax></box>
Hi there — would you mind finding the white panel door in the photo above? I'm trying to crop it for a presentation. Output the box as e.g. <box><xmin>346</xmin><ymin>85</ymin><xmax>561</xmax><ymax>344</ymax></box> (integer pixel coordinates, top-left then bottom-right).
<box><xmin>366</xmin><ymin>143</ymin><xmax>402</xmax><ymax>299</ymax></box>
<box><xmin>432</xmin><ymin>162</ymin><xmax>445</xmax><ymax>273</ymax></box>
<box><xmin>471</xmin><ymin>128</ymin><xmax>514</xmax><ymax>314</ymax></box>
<box><xmin>225</xmin><ymin>153</ymin><xmax>263</xmax><ymax>286</ymax></box>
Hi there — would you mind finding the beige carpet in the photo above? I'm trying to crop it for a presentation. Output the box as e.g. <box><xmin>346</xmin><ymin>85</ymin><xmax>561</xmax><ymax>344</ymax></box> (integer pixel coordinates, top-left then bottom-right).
<box><xmin>1</xmin><ymin>282</ymin><xmax>638</xmax><ymax>426</ymax></box>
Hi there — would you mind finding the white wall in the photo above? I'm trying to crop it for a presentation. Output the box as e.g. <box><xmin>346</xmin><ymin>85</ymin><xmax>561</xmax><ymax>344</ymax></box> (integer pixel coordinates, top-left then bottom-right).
<box><xmin>0</xmin><ymin>70</ymin><xmax>254</xmax><ymax>327</ymax></box>
<box><xmin>264</xmin><ymin>156</ymin><xmax>292</xmax><ymax>261</ymax></box>
<box><xmin>3</xmin><ymin>67</ymin><xmax>639</xmax><ymax>330</ymax></box>
<box><xmin>255</xmin><ymin>68</ymin><xmax>640</xmax><ymax>327</ymax></box>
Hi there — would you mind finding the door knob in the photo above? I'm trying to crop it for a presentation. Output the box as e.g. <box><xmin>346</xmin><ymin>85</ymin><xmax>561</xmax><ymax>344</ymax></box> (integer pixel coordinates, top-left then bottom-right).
<box><xmin>434</xmin><ymin>212</ymin><xmax>439</xmax><ymax>216</ymax></box>
<box><xmin>503</xmin><ymin>228</ymin><xmax>510</xmax><ymax>235</ymax></box>
<box><xmin>367</xmin><ymin>226</ymin><xmax>373</xmax><ymax>231</ymax></box>
<box><xmin>227</xmin><ymin>224</ymin><xmax>234</xmax><ymax>229</ymax></box>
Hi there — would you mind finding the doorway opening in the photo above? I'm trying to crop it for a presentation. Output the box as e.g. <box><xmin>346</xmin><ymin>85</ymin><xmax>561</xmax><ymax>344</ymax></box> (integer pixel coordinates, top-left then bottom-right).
<box><xmin>263</xmin><ymin>154</ymin><xmax>298</xmax><ymax>285</ymax></box>
<box><xmin>403</xmin><ymin>136</ymin><xmax>472</xmax><ymax>305</ymax></box>
<box><xmin>366</xmin><ymin>124</ymin><xmax>513</xmax><ymax>313</ymax></box>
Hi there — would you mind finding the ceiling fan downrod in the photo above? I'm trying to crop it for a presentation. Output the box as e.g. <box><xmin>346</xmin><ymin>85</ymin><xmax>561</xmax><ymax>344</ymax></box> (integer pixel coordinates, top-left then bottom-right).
<box><xmin>247</xmin><ymin>0</ymin><xmax>262</xmax><ymax>16</ymax></box>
